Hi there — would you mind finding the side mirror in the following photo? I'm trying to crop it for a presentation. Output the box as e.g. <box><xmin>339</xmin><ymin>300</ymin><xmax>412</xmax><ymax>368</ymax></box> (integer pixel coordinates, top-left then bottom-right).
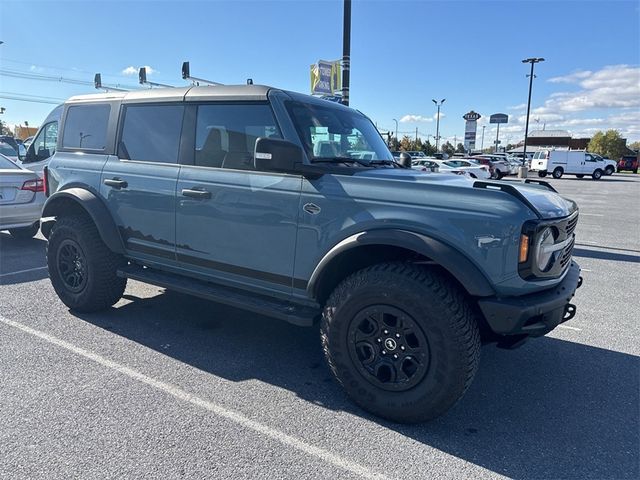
<box><xmin>23</xmin><ymin>144</ymin><xmax>36</xmax><ymax>163</ymax></box>
<box><xmin>398</xmin><ymin>152</ymin><xmax>412</xmax><ymax>168</ymax></box>
<box><xmin>254</xmin><ymin>137</ymin><xmax>303</xmax><ymax>173</ymax></box>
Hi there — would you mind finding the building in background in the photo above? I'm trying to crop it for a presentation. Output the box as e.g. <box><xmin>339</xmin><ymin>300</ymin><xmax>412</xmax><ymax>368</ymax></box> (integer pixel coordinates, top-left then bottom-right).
<box><xmin>14</xmin><ymin>125</ymin><xmax>38</xmax><ymax>140</ymax></box>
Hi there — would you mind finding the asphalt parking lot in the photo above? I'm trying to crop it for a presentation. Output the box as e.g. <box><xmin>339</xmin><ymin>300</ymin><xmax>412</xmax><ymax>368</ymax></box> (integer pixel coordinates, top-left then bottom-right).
<box><xmin>1</xmin><ymin>173</ymin><xmax>638</xmax><ymax>479</ymax></box>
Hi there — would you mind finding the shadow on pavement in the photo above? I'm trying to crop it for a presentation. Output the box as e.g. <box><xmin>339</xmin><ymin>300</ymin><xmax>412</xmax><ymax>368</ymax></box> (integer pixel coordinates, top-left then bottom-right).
<box><xmin>0</xmin><ymin>233</ymin><xmax>48</xmax><ymax>284</ymax></box>
<box><xmin>573</xmin><ymin>247</ymin><xmax>640</xmax><ymax>263</ymax></box>
<box><xmin>76</xmin><ymin>289</ymin><xmax>639</xmax><ymax>479</ymax></box>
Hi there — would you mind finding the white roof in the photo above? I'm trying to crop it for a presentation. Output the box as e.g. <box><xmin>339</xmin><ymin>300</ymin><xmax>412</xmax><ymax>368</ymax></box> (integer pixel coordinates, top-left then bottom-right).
<box><xmin>528</xmin><ymin>130</ymin><xmax>570</xmax><ymax>138</ymax></box>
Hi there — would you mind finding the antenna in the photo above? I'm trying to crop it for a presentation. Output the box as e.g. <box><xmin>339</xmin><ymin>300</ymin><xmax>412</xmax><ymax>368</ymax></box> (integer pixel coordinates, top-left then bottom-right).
<box><xmin>138</xmin><ymin>67</ymin><xmax>173</xmax><ymax>88</ymax></box>
<box><xmin>181</xmin><ymin>61</ymin><xmax>224</xmax><ymax>86</ymax></box>
<box><xmin>94</xmin><ymin>73</ymin><xmax>128</xmax><ymax>92</ymax></box>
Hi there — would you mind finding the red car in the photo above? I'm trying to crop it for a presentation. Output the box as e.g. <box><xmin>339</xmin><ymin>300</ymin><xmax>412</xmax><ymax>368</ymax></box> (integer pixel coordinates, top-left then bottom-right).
<box><xmin>617</xmin><ymin>154</ymin><xmax>638</xmax><ymax>174</ymax></box>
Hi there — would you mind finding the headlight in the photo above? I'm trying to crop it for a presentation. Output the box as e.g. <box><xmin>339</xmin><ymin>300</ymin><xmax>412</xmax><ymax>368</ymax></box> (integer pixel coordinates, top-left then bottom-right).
<box><xmin>535</xmin><ymin>227</ymin><xmax>556</xmax><ymax>272</ymax></box>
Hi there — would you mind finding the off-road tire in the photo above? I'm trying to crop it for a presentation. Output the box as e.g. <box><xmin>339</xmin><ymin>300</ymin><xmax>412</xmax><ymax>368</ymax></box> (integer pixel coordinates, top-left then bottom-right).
<box><xmin>552</xmin><ymin>167</ymin><xmax>564</xmax><ymax>179</ymax></box>
<box><xmin>9</xmin><ymin>222</ymin><xmax>39</xmax><ymax>239</ymax></box>
<box><xmin>321</xmin><ymin>262</ymin><xmax>481</xmax><ymax>423</ymax></box>
<box><xmin>592</xmin><ymin>169</ymin><xmax>603</xmax><ymax>180</ymax></box>
<box><xmin>47</xmin><ymin>215</ymin><xmax>126</xmax><ymax>312</ymax></box>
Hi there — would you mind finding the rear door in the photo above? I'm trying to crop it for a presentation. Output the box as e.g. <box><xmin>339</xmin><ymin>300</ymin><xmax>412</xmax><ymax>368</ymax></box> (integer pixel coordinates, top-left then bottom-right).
<box><xmin>175</xmin><ymin>102</ymin><xmax>301</xmax><ymax>296</ymax></box>
<box><xmin>99</xmin><ymin>103</ymin><xmax>184</xmax><ymax>263</ymax></box>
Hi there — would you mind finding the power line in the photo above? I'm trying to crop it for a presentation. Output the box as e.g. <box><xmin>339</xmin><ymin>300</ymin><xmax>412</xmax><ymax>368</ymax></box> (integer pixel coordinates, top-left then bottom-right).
<box><xmin>0</xmin><ymin>68</ymin><xmax>140</xmax><ymax>90</ymax></box>
<box><xmin>0</xmin><ymin>94</ymin><xmax>61</xmax><ymax>105</ymax></box>
<box><xmin>0</xmin><ymin>91</ymin><xmax>65</xmax><ymax>101</ymax></box>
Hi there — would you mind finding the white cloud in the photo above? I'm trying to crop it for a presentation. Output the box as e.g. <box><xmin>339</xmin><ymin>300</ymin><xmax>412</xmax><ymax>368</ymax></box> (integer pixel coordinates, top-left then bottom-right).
<box><xmin>400</xmin><ymin>114</ymin><xmax>433</xmax><ymax>123</ymax></box>
<box><xmin>548</xmin><ymin>70</ymin><xmax>592</xmax><ymax>84</ymax></box>
<box><xmin>537</xmin><ymin>65</ymin><xmax>640</xmax><ymax>113</ymax></box>
<box><xmin>29</xmin><ymin>65</ymin><xmax>45</xmax><ymax>73</ymax></box>
<box><xmin>122</xmin><ymin>65</ymin><xmax>156</xmax><ymax>76</ymax></box>
<box><xmin>508</xmin><ymin>103</ymin><xmax>527</xmax><ymax>111</ymax></box>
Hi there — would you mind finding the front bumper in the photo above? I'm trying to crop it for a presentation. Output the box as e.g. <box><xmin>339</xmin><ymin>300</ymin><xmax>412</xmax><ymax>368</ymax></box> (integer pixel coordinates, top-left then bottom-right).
<box><xmin>478</xmin><ymin>261</ymin><xmax>582</xmax><ymax>337</ymax></box>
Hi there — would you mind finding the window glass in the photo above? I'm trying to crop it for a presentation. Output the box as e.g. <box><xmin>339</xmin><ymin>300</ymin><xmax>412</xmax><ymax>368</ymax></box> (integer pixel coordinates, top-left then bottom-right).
<box><xmin>29</xmin><ymin>121</ymin><xmax>58</xmax><ymax>162</ymax></box>
<box><xmin>119</xmin><ymin>105</ymin><xmax>184</xmax><ymax>163</ymax></box>
<box><xmin>0</xmin><ymin>143</ymin><xmax>16</xmax><ymax>157</ymax></box>
<box><xmin>0</xmin><ymin>154</ymin><xmax>20</xmax><ymax>169</ymax></box>
<box><xmin>194</xmin><ymin>104</ymin><xmax>281</xmax><ymax>170</ymax></box>
<box><xmin>286</xmin><ymin>101</ymin><xmax>392</xmax><ymax>163</ymax></box>
<box><xmin>62</xmin><ymin>104</ymin><xmax>110</xmax><ymax>150</ymax></box>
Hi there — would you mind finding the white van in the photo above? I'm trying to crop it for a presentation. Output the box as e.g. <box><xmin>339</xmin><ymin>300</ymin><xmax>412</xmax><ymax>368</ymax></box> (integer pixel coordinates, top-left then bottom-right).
<box><xmin>16</xmin><ymin>104</ymin><xmax>62</xmax><ymax>178</ymax></box>
<box><xmin>532</xmin><ymin>150</ymin><xmax>606</xmax><ymax>180</ymax></box>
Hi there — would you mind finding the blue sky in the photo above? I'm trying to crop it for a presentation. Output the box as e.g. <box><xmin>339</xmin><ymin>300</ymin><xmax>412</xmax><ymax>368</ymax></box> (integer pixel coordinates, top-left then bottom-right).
<box><xmin>1</xmin><ymin>0</ymin><xmax>639</xmax><ymax>143</ymax></box>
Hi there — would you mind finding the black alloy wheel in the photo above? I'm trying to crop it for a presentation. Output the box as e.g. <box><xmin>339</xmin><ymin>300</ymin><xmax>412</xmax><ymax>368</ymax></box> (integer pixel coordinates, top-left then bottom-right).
<box><xmin>348</xmin><ymin>305</ymin><xmax>430</xmax><ymax>392</ymax></box>
<box><xmin>56</xmin><ymin>239</ymin><xmax>88</xmax><ymax>293</ymax></box>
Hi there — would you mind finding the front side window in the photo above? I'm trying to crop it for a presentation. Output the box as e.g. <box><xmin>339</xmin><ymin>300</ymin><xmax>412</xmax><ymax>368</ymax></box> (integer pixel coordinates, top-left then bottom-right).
<box><xmin>194</xmin><ymin>103</ymin><xmax>281</xmax><ymax>170</ymax></box>
<box><xmin>62</xmin><ymin>104</ymin><xmax>110</xmax><ymax>150</ymax></box>
<box><xmin>29</xmin><ymin>121</ymin><xmax>58</xmax><ymax>162</ymax></box>
<box><xmin>286</xmin><ymin>101</ymin><xmax>392</xmax><ymax>163</ymax></box>
<box><xmin>119</xmin><ymin>105</ymin><xmax>184</xmax><ymax>163</ymax></box>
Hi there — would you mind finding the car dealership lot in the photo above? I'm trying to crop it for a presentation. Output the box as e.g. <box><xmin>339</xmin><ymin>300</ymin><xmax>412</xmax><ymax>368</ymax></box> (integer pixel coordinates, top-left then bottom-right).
<box><xmin>1</xmin><ymin>175</ymin><xmax>638</xmax><ymax>479</ymax></box>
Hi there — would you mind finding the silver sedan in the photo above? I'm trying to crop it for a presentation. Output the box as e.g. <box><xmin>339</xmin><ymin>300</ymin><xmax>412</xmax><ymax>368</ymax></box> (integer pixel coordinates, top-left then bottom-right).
<box><xmin>0</xmin><ymin>153</ymin><xmax>45</xmax><ymax>238</ymax></box>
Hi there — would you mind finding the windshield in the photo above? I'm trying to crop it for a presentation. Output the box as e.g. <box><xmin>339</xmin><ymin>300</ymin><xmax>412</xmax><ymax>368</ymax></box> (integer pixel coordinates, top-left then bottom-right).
<box><xmin>286</xmin><ymin>101</ymin><xmax>392</xmax><ymax>163</ymax></box>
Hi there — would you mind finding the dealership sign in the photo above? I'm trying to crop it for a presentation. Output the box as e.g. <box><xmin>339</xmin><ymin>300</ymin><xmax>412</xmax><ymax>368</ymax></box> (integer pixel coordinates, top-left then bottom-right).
<box><xmin>489</xmin><ymin>113</ymin><xmax>509</xmax><ymax>124</ymax></box>
<box><xmin>463</xmin><ymin>110</ymin><xmax>481</xmax><ymax>151</ymax></box>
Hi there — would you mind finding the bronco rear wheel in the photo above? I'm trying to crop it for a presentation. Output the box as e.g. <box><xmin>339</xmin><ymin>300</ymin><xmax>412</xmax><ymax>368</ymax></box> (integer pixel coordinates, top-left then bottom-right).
<box><xmin>321</xmin><ymin>262</ymin><xmax>481</xmax><ymax>423</ymax></box>
<box><xmin>47</xmin><ymin>215</ymin><xmax>127</xmax><ymax>312</ymax></box>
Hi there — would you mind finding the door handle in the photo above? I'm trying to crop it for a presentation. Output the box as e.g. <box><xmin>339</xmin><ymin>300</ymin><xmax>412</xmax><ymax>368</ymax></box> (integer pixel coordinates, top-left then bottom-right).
<box><xmin>181</xmin><ymin>188</ymin><xmax>211</xmax><ymax>199</ymax></box>
<box><xmin>104</xmin><ymin>178</ymin><xmax>128</xmax><ymax>189</ymax></box>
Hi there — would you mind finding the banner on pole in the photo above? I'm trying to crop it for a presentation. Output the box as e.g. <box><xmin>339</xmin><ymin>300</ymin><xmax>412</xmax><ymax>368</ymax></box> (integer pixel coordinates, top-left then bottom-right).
<box><xmin>310</xmin><ymin>60</ymin><xmax>341</xmax><ymax>95</ymax></box>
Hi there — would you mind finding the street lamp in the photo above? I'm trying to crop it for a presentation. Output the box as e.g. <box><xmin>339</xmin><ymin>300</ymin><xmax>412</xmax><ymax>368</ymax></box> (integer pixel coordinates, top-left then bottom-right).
<box><xmin>432</xmin><ymin>98</ymin><xmax>445</xmax><ymax>151</ymax></box>
<box><xmin>521</xmin><ymin>57</ymin><xmax>544</xmax><ymax>171</ymax></box>
<box><xmin>392</xmin><ymin>118</ymin><xmax>398</xmax><ymax>148</ymax></box>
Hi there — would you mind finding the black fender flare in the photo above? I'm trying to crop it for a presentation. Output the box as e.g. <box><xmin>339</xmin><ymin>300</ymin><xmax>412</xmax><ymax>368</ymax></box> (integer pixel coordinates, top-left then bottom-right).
<box><xmin>307</xmin><ymin>229</ymin><xmax>495</xmax><ymax>299</ymax></box>
<box><xmin>41</xmin><ymin>188</ymin><xmax>125</xmax><ymax>254</ymax></box>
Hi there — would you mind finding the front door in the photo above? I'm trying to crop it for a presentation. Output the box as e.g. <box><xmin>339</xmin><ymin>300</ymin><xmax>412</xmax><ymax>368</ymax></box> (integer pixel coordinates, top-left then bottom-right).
<box><xmin>100</xmin><ymin>103</ymin><xmax>184</xmax><ymax>263</ymax></box>
<box><xmin>175</xmin><ymin>103</ymin><xmax>301</xmax><ymax>296</ymax></box>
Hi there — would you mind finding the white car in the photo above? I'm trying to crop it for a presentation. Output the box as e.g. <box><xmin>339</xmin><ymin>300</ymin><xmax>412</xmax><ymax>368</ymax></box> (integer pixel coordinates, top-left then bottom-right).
<box><xmin>0</xmin><ymin>153</ymin><xmax>45</xmax><ymax>238</ymax></box>
<box><xmin>438</xmin><ymin>159</ymin><xmax>491</xmax><ymax>179</ymax></box>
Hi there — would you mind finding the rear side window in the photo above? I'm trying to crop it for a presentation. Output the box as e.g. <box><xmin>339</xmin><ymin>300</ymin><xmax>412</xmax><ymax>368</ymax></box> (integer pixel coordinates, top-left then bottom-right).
<box><xmin>0</xmin><ymin>155</ymin><xmax>20</xmax><ymax>169</ymax></box>
<box><xmin>118</xmin><ymin>105</ymin><xmax>184</xmax><ymax>163</ymax></box>
<box><xmin>62</xmin><ymin>104</ymin><xmax>110</xmax><ymax>150</ymax></box>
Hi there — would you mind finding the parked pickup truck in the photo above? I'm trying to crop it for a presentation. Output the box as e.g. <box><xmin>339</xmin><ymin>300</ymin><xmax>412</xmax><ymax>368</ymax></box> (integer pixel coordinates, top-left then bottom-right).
<box><xmin>41</xmin><ymin>85</ymin><xmax>582</xmax><ymax>423</ymax></box>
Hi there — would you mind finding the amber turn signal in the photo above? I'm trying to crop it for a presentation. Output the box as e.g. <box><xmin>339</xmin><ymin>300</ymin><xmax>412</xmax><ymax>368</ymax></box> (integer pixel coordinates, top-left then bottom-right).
<box><xmin>519</xmin><ymin>234</ymin><xmax>530</xmax><ymax>263</ymax></box>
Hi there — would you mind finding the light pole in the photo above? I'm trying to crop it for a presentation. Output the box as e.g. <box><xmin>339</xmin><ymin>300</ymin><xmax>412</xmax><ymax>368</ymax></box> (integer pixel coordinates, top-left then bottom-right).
<box><xmin>392</xmin><ymin>118</ymin><xmax>398</xmax><ymax>148</ymax></box>
<box><xmin>521</xmin><ymin>57</ymin><xmax>544</xmax><ymax>174</ymax></box>
<box><xmin>481</xmin><ymin>125</ymin><xmax>485</xmax><ymax>150</ymax></box>
<box><xmin>432</xmin><ymin>98</ymin><xmax>445</xmax><ymax>151</ymax></box>
<box><xmin>341</xmin><ymin>0</ymin><xmax>351</xmax><ymax>106</ymax></box>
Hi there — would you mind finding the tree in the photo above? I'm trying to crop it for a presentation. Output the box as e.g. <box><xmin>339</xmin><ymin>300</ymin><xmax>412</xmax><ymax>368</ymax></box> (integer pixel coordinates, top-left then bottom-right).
<box><xmin>400</xmin><ymin>135</ymin><xmax>413</xmax><ymax>151</ymax></box>
<box><xmin>588</xmin><ymin>130</ymin><xmax>627</xmax><ymax>159</ymax></box>
<box><xmin>0</xmin><ymin>119</ymin><xmax>7</xmax><ymax>136</ymax></box>
<box><xmin>455</xmin><ymin>143</ymin><xmax>465</xmax><ymax>154</ymax></box>
<box><xmin>441</xmin><ymin>141</ymin><xmax>455</xmax><ymax>156</ymax></box>
<box><xmin>422</xmin><ymin>140</ymin><xmax>436</xmax><ymax>156</ymax></box>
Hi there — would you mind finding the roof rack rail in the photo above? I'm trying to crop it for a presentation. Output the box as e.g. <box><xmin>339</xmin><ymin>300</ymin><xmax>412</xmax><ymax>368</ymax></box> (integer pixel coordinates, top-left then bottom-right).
<box><xmin>523</xmin><ymin>178</ymin><xmax>557</xmax><ymax>192</ymax></box>
<box><xmin>94</xmin><ymin>73</ymin><xmax>128</xmax><ymax>92</ymax></box>
<box><xmin>139</xmin><ymin>67</ymin><xmax>173</xmax><ymax>88</ymax></box>
<box><xmin>472</xmin><ymin>180</ymin><xmax>542</xmax><ymax>219</ymax></box>
<box><xmin>181</xmin><ymin>61</ymin><xmax>224</xmax><ymax>86</ymax></box>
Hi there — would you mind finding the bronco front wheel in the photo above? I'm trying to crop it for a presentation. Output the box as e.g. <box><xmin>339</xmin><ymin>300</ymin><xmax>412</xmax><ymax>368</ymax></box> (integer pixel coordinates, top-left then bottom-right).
<box><xmin>321</xmin><ymin>263</ymin><xmax>481</xmax><ymax>423</ymax></box>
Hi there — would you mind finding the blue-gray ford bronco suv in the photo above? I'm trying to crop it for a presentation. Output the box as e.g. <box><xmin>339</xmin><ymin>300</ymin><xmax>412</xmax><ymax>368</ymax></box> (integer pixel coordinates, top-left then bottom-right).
<box><xmin>41</xmin><ymin>85</ymin><xmax>582</xmax><ymax>423</ymax></box>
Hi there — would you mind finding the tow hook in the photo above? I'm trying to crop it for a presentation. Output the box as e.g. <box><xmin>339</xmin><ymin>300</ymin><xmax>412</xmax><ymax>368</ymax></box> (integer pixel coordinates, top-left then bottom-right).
<box><xmin>577</xmin><ymin>276</ymin><xmax>583</xmax><ymax>289</ymax></box>
<box><xmin>563</xmin><ymin>303</ymin><xmax>577</xmax><ymax>321</ymax></box>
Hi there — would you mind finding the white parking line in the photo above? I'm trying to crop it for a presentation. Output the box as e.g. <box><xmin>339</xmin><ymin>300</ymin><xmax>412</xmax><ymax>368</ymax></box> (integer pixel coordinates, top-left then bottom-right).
<box><xmin>558</xmin><ymin>325</ymin><xmax>582</xmax><ymax>331</ymax></box>
<box><xmin>579</xmin><ymin>213</ymin><xmax>604</xmax><ymax>217</ymax></box>
<box><xmin>0</xmin><ymin>315</ymin><xmax>390</xmax><ymax>480</ymax></box>
<box><xmin>0</xmin><ymin>266</ymin><xmax>48</xmax><ymax>278</ymax></box>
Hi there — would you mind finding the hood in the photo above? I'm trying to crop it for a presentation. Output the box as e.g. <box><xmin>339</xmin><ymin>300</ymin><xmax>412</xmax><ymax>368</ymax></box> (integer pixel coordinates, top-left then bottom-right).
<box><xmin>352</xmin><ymin>167</ymin><xmax>577</xmax><ymax>219</ymax></box>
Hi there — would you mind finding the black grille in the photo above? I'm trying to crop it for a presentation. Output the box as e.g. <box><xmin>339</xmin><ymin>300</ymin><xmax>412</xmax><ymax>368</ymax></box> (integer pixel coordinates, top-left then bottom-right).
<box><xmin>559</xmin><ymin>236</ymin><xmax>575</xmax><ymax>269</ymax></box>
<box><xmin>565</xmin><ymin>213</ymin><xmax>579</xmax><ymax>237</ymax></box>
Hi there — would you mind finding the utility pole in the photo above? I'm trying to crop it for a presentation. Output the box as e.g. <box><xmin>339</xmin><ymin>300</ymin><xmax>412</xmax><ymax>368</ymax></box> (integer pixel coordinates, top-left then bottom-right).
<box><xmin>341</xmin><ymin>0</ymin><xmax>351</xmax><ymax>106</ymax></box>
<box><xmin>415</xmin><ymin>127</ymin><xmax>418</xmax><ymax>144</ymax></box>
<box><xmin>521</xmin><ymin>57</ymin><xmax>545</xmax><ymax>176</ymax></box>
<box><xmin>393</xmin><ymin>118</ymin><xmax>398</xmax><ymax>148</ymax></box>
<box><xmin>432</xmin><ymin>98</ymin><xmax>445</xmax><ymax>151</ymax></box>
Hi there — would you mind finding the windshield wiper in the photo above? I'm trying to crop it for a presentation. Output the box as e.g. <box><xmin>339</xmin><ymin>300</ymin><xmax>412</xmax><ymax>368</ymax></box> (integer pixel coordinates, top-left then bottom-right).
<box><xmin>312</xmin><ymin>156</ymin><xmax>371</xmax><ymax>167</ymax></box>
